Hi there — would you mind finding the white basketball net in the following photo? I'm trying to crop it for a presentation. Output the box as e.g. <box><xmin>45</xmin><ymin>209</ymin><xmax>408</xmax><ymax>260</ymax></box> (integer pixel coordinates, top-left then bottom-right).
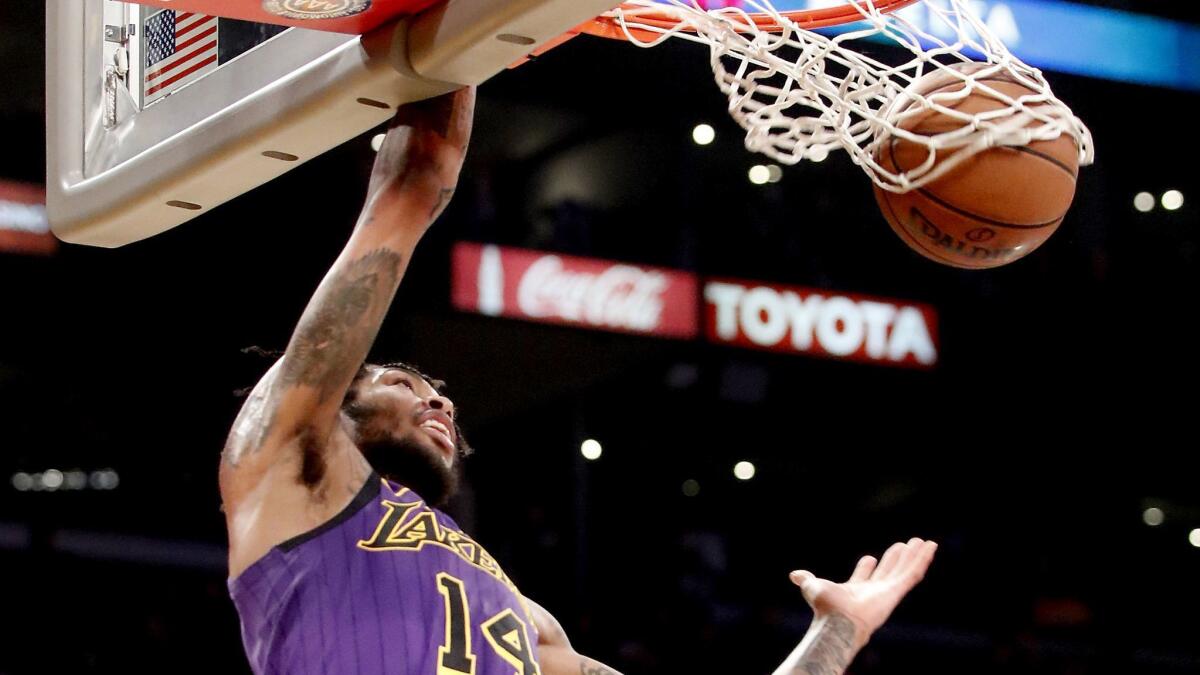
<box><xmin>604</xmin><ymin>0</ymin><xmax>1095</xmax><ymax>192</ymax></box>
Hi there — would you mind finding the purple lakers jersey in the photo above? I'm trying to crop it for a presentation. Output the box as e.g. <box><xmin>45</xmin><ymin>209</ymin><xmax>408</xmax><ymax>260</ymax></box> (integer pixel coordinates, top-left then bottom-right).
<box><xmin>229</xmin><ymin>474</ymin><xmax>541</xmax><ymax>674</ymax></box>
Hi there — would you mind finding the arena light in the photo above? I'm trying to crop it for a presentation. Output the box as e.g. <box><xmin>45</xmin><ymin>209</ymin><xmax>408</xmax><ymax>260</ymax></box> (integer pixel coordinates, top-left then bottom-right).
<box><xmin>733</xmin><ymin>461</ymin><xmax>756</xmax><ymax>480</ymax></box>
<box><xmin>1190</xmin><ymin>528</ymin><xmax>1200</xmax><ymax>548</ymax></box>
<box><xmin>90</xmin><ymin>470</ymin><xmax>120</xmax><ymax>490</ymax></box>
<box><xmin>682</xmin><ymin>479</ymin><xmax>700</xmax><ymax>497</ymax></box>
<box><xmin>580</xmin><ymin>439</ymin><xmax>603</xmax><ymax>461</ymax></box>
<box><xmin>766</xmin><ymin>165</ymin><xmax>783</xmax><ymax>183</ymax></box>
<box><xmin>11</xmin><ymin>473</ymin><xmax>32</xmax><ymax>492</ymax></box>
<box><xmin>1162</xmin><ymin>190</ymin><xmax>1184</xmax><ymax>211</ymax></box>
<box><xmin>64</xmin><ymin>470</ymin><xmax>88</xmax><ymax>490</ymax></box>
<box><xmin>14</xmin><ymin>468</ymin><xmax>119</xmax><ymax>492</ymax></box>
<box><xmin>748</xmin><ymin>166</ymin><xmax>771</xmax><ymax>185</ymax></box>
<box><xmin>1142</xmin><ymin>507</ymin><xmax>1165</xmax><ymax>527</ymax></box>
<box><xmin>42</xmin><ymin>469</ymin><xmax>64</xmax><ymax>491</ymax></box>
<box><xmin>371</xmin><ymin>133</ymin><xmax>386</xmax><ymax>152</ymax></box>
<box><xmin>1133</xmin><ymin>192</ymin><xmax>1155</xmax><ymax>213</ymax></box>
<box><xmin>692</xmin><ymin>124</ymin><xmax>716</xmax><ymax>146</ymax></box>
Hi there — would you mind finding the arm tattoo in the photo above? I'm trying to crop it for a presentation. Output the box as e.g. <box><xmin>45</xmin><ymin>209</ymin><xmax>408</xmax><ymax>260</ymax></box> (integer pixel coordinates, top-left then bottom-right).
<box><xmin>231</xmin><ymin>248</ymin><xmax>402</xmax><ymax>483</ymax></box>
<box><xmin>277</xmin><ymin>248</ymin><xmax>403</xmax><ymax>402</ymax></box>
<box><xmin>430</xmin><ymin>187</ymin><xmax>455</xmax><ymax>218</ymax></box>
<box><xmin>580</xmin><ymin>658</ymin><xmax>620</xmax><ymax>675</ymax></box>
<box><xmin>429</xmin><ymin>93</ymin><xmax>456</xmax><ymax>138</ymax></box>
<box><xmin>792</xmin><ymin>614</ymin><xmax>856</xmax><ymax>675</ymax></box>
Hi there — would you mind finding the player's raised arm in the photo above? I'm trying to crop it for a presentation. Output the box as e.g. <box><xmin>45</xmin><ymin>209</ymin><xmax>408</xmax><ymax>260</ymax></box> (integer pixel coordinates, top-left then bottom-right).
<box><xmin>529</xmin><ymin>539</ymin><xmax>936</xmax><ymax>675</ymax></box>
<box><xmin>221</xmin><ymin>87</ymin><xmax>474</xmax><ymax>480</ymax></box>
<box><xmin>771</xmin><ymin>538</ymin><xmax>937</xmax><ymax>675</ymax></box>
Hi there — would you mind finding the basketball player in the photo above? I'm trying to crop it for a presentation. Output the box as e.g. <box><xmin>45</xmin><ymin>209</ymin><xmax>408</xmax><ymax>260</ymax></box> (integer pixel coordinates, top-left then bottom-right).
<box><xmin>220</xmin><ymin>87</ymin><xmax>937</xmax><ymax>675</ymax></box>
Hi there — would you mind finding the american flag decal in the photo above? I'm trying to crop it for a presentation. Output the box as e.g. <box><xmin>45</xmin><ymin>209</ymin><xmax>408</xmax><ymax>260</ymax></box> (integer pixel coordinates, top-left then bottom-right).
<box><xmin>143</xmin><ymin>10</ymin><xmax>219</xmax><ymax>105</ymax></box>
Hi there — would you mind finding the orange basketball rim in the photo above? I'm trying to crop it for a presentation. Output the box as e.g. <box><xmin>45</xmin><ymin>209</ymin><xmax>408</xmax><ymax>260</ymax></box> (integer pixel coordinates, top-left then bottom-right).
<box><xmin>124</xmin><ymin>0</ymin><xmax>922</xmax><ymax>40</ymax></box>
<box><xmin>580</xmin><ymin>0</ymin><xmax>923</xmax><ymax>41</ymax></box>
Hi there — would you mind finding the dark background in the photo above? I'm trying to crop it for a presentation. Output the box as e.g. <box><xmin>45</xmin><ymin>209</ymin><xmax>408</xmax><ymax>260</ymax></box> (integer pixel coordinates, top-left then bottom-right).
<box><xmin>2</xmin><ymin>2</ymin><xmax>1198</xmax><ymax>673</ymax></box>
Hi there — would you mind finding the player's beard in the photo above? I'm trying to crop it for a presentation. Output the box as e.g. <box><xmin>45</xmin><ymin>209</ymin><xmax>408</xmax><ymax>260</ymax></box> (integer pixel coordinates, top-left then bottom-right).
<box><xmin>359</xmin><ymin>431</ymin><xmax>460</xmax><ymax>507</ymax></box>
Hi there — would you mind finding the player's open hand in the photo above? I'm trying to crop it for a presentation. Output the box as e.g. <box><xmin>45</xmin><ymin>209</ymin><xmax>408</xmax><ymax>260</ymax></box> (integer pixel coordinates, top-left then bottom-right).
<box><xmin>789</xmin><ymin>538</ymin><xmax>937</xmax><ymax>650</ymax></box>
<box><xmin>367</xmin><ymin>86</ymin><xmax>475</xmax><ymax>225</ymax></box>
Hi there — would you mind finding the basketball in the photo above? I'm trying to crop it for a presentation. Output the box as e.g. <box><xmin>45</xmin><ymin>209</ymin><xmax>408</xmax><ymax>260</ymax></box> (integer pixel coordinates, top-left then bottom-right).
<box><xmin>873</xmin><ymin>63</ymin><xmax>1080</xmax><ymax>269</ymax></box>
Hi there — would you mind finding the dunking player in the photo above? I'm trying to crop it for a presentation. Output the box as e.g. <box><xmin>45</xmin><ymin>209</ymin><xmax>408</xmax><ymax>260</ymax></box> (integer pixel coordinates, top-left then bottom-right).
<box><xmin>220</xmin><ymin>87</ymin><xmax>937</xmax><ymax>675</ymax></box>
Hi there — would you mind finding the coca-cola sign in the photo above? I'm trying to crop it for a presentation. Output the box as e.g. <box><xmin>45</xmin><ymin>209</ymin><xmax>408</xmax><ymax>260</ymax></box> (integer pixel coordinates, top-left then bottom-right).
<box><xmin>452</xmin><ymin>243</ymin><xmax>699</xmax><ymax>338</ymax></box>
<box><xmin>704</xmin><ymin>279</ymin><xmax>939</xmax><ymax>368</ymax></box>
<box><xmin>452</xmin><ymin>243</ymin><xmax>940</xmax><ymax>367</ymax></box>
